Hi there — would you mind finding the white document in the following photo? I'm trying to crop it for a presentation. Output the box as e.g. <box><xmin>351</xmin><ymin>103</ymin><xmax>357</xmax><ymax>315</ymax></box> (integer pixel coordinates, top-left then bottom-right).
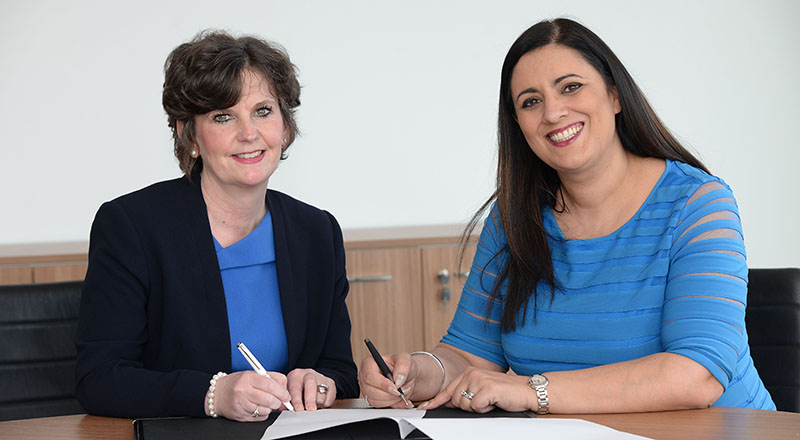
<box><xmin>261</xmin><ymin>408</ymin><xmax>425</xmax><ymax>440</ymax></box>
<box><xmin>261</xmin><ymin>408</ymin><xmax>652</xmax><ymax>440</ymax></box>
<box><xmin>409</xmin><ymin>418</ymin><xmax>652</xmax><ymax>440</ymax></box>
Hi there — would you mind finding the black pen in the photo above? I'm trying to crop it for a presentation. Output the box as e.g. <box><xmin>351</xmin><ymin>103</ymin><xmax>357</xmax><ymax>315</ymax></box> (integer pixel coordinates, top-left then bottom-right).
<box><xmin>364</xmin><ymin>338</ymin><xmax>411</xmax><ymax>407</ymax></box>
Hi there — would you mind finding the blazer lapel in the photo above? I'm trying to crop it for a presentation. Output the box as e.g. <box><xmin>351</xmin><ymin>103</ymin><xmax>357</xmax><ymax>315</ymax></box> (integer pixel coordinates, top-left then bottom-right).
<box><xmin>183</xmin><ymin>175</ymin><xmax>232</xmax><ymax>370</ymax></box>
<box><xmin>268</xmin><ymin>191</ymin><xmax>307</xmax><ymax>369</ymax></box>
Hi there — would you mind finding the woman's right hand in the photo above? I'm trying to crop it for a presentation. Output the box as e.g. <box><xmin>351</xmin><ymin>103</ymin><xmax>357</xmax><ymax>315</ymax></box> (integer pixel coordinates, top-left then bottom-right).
<box><xmin>358</xmin><ymin>352</ymin><xmax>419</xmax><ymax>408</ymax></box>
<box><xmin>205</xmin><ymin>371</ymin><xmax>291</xmax><ymax>421</ymax></box>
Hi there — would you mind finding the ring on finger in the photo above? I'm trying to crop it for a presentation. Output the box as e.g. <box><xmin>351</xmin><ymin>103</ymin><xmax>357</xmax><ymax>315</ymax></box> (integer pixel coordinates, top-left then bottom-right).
<box><xmin>461</xmin><ymin>389</ymin><xmax>475</xmax><ymax>400</ymax></box>
<box><xmin>317</xmin><ymin>383</ymin><xmax>329</xmax><ymax>394</ymax></box>
<box><xmin>252</xmin><ymin>406</ymin><xmax>260</xmax><ymax>417</ymax></box>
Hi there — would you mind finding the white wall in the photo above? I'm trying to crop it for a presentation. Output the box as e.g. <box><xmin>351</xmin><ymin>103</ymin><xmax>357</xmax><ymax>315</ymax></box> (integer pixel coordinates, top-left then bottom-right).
<box><xmin>1</xmin><ymin>0</ymin><xmax>798</xmax><ymax>267</ymax></box>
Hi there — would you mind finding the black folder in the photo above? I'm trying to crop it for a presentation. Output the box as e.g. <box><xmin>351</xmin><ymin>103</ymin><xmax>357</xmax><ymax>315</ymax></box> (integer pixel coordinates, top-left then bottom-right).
<box><xmin>133</xmin><ymin>407</ymin><xmax>531</xmax><ymax>440</ymax></box>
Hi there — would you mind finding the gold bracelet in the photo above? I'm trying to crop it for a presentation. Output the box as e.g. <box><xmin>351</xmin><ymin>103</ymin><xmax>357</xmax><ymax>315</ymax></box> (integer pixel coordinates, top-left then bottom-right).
<box><xmin>410</xmin><ymin>351</ymin><xmax>446</xmax><ymax>392</ymax></box>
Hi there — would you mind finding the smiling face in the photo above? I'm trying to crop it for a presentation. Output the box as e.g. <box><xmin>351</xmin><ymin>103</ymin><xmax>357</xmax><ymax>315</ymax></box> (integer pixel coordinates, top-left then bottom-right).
<box><xmin>193</xmin><ymin>69</ymin><xmax>286</xmax><ymax>192</ymax></box>
<box><xmin>510</xmin><ymin>44</ymin><xmax>622</xmax><ymax>176</ymax></box>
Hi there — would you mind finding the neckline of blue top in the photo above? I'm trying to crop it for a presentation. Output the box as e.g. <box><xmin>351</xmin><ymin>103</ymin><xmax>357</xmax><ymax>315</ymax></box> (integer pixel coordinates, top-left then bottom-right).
<box><xmin>213</xmin><ymin>210</ymin><xmax>276</xmax><ymax>269</ymax></box>
<box><xmin>544</xmin><ymin>159</ymin><xmax>672</xmax><ymax>243</ymax></box>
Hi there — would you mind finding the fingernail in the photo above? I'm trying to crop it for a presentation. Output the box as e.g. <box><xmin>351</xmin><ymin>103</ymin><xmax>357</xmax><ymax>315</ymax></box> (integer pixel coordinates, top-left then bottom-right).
<box><xmin>388</xmin><ymin>386</ymin><xmax>399</xmax><ymax>396</ymax></box>
<box><xmin>394</xmin><ymin>374</ymin><xmax>406</xmax><ymax>387</ymax></box>
<box><xmin>419</xmin><ymin>401</ymin><xmax>429</xmax><ymax>409</ymax></box>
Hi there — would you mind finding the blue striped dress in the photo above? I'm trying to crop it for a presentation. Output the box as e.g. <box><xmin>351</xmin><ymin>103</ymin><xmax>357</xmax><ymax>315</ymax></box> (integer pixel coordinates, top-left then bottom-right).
<box><xmin>441</xmin><ymin>160</ymin><xmax>775</xmax><ymax>409</ymax></box>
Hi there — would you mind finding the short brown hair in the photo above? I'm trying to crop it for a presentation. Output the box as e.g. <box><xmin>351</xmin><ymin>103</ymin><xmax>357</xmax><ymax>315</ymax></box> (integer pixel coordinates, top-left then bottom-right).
<box><xmin>162</xmin><ymin>30</ymin><xmax>301</xmax><ymax>176</ymax></box>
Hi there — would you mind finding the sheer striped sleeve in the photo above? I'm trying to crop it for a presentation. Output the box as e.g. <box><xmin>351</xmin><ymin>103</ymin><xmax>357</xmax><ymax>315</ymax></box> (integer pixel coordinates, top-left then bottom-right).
<box><xmin>662</xmin><ymin>180</ymin><xmax>748</xmax><ymax>390</ymax></box>
<box><xmin>440</xmin><ymin>206</ymin><xmax>508</xmax><ymax>369</ymax></box>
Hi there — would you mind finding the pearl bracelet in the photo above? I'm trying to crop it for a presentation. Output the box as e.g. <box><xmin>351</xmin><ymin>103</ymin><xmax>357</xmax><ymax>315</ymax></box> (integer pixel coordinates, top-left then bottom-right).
<box><xmin>207</xmin><ymin>371</ymin><xmax>227</xmax><ymax>418</ymax></box>
<box><xmin>410</xmin><ymin>351</ymin><xmax>446</xmax><ymax>392</ymax></box>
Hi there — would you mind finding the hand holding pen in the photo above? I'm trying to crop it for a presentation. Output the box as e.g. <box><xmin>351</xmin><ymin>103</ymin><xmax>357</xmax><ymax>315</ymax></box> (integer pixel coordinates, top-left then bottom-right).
<box><xmin>364</xmin><ymin>339</ymin><xmax>412</xmax><ymax>407</ymax></box>
<box><xmin>238</xmin><ymin>342</ymin><xmax>295</xmax><ymax>413</ymax></box>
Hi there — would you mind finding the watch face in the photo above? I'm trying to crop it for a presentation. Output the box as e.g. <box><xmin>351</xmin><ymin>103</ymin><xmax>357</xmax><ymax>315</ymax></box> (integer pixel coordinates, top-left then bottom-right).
<box><xmin>529</xmin><ymin>374</ymin><xmax>548</xmax><ymax>387</ymax></box>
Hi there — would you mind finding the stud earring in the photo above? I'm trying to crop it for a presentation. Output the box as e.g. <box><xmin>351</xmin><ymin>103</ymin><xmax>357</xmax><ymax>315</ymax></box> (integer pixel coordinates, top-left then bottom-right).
<box><xmin>191</xmin><ymin>149</ymin><xmax>198</xmax><ymax>158</ymax></box>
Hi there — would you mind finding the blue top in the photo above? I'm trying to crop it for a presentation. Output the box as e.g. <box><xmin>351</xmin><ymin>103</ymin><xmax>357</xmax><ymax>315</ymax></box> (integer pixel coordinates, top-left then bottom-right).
<box><xmin>214</xmin><ymin>211</ymin><xmax>289</xmax><ymax>372</ymax></box>
<box><xmin>441</xmin><ymin>160</ymin><xmax>775</xmax><ymax>410</ymax></box>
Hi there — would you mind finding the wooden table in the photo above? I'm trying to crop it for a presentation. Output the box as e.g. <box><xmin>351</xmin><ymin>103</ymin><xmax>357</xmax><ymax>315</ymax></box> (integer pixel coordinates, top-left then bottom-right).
<box><xmin>0</xmin><ymin>401</ymin><xmax>798</xmax><ymax>440</ymax></box>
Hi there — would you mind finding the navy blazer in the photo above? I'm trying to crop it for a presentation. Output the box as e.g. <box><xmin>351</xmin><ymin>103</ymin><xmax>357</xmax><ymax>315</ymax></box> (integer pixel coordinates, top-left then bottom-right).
<box><xmin>75</xmin><ymin>175</ymin><xmax>358</xmax><ymax>418</ymax></box>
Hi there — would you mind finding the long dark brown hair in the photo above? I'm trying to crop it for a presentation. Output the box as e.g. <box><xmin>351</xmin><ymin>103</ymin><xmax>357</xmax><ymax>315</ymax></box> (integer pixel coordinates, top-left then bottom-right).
<box><xmin>460</xmin><ymin>18</ymin><xmax>709</xmax><ymax>332</ymax></box>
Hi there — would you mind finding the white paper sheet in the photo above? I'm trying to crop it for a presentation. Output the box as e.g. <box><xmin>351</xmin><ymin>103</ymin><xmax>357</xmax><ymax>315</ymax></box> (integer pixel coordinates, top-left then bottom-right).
<box><xmin>409</xmin><ymin>418</ymin><xmax>652</xmax><ymax>440</ymax></box>
<box><xmin>261</xmin><ymin>409</ymin><xmax>652</xmax><ymax>440</ymax></box>
<box><xmin>260</xmin><ymin>408</ymin><xmax>425</xmax><ymax>440</ymax></box>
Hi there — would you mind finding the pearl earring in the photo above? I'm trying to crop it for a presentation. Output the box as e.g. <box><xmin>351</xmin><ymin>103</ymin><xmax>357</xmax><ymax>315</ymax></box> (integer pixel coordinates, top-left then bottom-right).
<box><xmin>191</xmin><ymin>149</ymin><xmax>198</xmax><ymax>158</ymax></box>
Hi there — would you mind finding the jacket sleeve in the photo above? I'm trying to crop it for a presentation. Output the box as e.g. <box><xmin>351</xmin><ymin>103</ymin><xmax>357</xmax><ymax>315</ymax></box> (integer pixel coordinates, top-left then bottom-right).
<box><xmin>310</xmin><ymin>211</ymin><xmax>359</xmax><ymax>398</ymax></box>
<box><xmin>75</xmin><ymin>201</ymin><xmax>210</xmax><ymax>418</ymax></box>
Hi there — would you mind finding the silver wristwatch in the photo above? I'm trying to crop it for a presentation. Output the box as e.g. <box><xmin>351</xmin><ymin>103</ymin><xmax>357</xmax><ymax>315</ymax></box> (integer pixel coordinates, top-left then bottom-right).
<box><xmin>528</xmin><ymin>374</ymin><xmax>550</xmax><ymax>414</ymax></box>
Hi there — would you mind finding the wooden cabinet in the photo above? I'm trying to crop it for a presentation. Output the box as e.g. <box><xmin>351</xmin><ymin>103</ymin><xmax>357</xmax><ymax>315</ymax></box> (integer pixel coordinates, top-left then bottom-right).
<box><xmin>0</xmin><ymin>266</ymin><xmax>33</xmax><ymax>284</ymax></box>
<box><xmin>344</xmin><ymin>240</ymin><xmax>476</xmax><ymax>367</ymax></box>
<box><xmin>0</xmin><ymin>243</ymin><xmax>88</xmax><ymax>286</ymax></box>
<box><xmin>32</xmin><ymin>263</ymin><xmax>89</xmax><ymax>283</ymax></box>
<box><xmin>0</xmin><ymin>263</ymin><xmax>90</xmax><ymax>285</ymax></box>
<box><xmin>345</xmin><ymin>247</ymin><xmax>424</xmax><ymax>367</ymax></box>
<box><xmin>0</xmin><ymin>262</ymin><xmax>89</xmax><ymax>285</ymax></box>
<box><xmin>420</xmin><ymin>244</ymin><xmax>476</xmax><ymax>351</ymax></box>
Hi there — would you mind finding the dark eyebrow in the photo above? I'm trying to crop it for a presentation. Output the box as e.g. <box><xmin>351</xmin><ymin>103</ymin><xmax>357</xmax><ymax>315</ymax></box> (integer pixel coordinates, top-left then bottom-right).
<box><xmin>254</xmin><ymin>99</ymin><xmax>277</xmax><ymax>108</ymax></box>
<box><xmin>554</xmin><ymin>73</ymin><xmax>583</xmax><ymax>85</ymax></box>
<box><xmin>515</xmin><ymin>73</ymin><xmax>586</xmax><ymax>101</ymax></box>
<box><xmin>515</xmin><ymin>87</ymin><xmax>539</xmax><ymax>101</ymax></box>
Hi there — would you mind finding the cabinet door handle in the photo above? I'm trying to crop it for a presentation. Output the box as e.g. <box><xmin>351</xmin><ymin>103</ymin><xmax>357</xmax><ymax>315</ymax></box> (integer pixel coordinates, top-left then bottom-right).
<box><xmin>347</xmin><ymin>275</ymin><xmax>392</xmax><ymax>283</ymax></box>
<box><xmin>438</xmin><ymin>269</ymin><xmax>452</xmax><ymax>304</ymax></box>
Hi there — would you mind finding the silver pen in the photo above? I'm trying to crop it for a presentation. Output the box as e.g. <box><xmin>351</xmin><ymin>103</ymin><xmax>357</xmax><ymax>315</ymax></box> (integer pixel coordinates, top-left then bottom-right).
<box><xmin>237</xmin><ymin>342</ymin><xmax>295</xmax><ymax>413</ymax></box>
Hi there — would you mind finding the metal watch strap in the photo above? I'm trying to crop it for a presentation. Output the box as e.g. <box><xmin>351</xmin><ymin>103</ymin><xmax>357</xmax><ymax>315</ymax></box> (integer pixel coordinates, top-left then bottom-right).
<box><xmin>534</xmin><ymin>385</ymin><xmax>549</xmax><ymax>414</ymax></box>
<box><xmin>528</xmin><ymin>374</ymin><xmax>550</xmax><ymax>414</ymax></box>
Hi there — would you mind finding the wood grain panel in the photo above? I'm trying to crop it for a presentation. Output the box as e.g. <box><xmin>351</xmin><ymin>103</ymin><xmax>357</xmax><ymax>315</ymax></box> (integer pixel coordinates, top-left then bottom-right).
<box><xmin>0</xmin><ymin>414</ymin><xmax>133</xmax><ymax>440</ymax></box>
<box><xmin>420</xmin><ymin>244</ymin><xmax>477</xmax><ymax>350</ymax></box>
<box><xmin>0</xmin><ymin>266</ymin><xmax>33</xmax><ymax>285</ymax></box>
<box><xmin>345</xmin><ymin>247</ymin><xmax>424</xmax><ymax>369</ymax></box>
<box><xmin>32</xmin><ymin>264</ymin><xmax>88</xmax><ymax>283</ymax></box>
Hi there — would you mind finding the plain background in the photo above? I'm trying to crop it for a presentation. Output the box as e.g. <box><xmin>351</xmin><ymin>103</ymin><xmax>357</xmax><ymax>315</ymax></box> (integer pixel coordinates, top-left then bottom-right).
<box><xmin>1</xmin><ymin>0</ymin><xmax>798</xmax><ymax>268</ymax></box>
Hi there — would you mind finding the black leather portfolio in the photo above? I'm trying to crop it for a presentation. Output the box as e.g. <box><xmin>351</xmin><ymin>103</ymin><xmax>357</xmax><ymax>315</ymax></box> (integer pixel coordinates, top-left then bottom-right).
<box><xmin>133</xmin><ymin>407</ymin><xmax>530</xmax><ymax>440</ymax></box>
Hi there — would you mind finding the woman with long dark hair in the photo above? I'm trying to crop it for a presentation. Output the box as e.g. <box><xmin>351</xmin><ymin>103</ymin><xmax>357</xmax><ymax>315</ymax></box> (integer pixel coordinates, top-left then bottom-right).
<box><xmin>359</xmin><ymin>18</ymin><xmax>774</xmax><ymax>413</ymax></box>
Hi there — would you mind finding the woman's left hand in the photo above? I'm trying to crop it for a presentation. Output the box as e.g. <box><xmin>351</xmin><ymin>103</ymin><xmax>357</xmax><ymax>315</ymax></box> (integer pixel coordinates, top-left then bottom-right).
<box><xmin>423</xmin><ymin>367</ymin><xmax>535</xmax><ymax>413</ymax></box>
<box><xmin>287</xmin><ymin>368</ymin><xmax>337</xmax><ymax>411</ymax></box>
